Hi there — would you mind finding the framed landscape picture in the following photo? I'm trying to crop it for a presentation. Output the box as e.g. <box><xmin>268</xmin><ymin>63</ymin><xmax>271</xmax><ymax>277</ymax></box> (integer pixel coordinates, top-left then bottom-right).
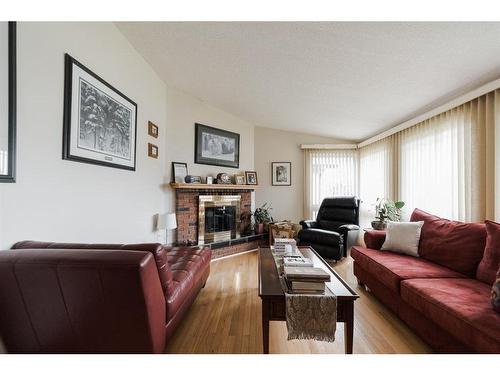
<box><xmin>272</xmin><ymin>162</ymin><xmax>291</xmax><ymax>186</ymax></box>
<box><xmin>63</xmin><ymin>54</ymin><xmax>137</xmax><ymax>170</ymax></box>
<box><xmin>195</xmin><ymin>123</ymin><xmax>240</xmax><ymax>168</ymax></box>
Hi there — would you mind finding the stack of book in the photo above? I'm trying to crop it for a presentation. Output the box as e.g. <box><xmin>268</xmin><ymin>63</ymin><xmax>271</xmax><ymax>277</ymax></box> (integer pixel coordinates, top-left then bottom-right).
<box><xmin>274</xmin><ymin>238</ymin><xmax>297</xmax><ymax>254</ymax></box>
<box><xmin>284</xmin><ymin>266</ymin><xmax>331</xmax><ymax>294</ymax></box>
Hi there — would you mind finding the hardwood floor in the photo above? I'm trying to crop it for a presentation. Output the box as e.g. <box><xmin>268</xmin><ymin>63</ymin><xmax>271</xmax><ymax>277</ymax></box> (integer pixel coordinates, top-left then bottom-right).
<box><xmin>165</xmin><ymin>250</ymin><xmax>432</xmax><ymax>354</ymax></box>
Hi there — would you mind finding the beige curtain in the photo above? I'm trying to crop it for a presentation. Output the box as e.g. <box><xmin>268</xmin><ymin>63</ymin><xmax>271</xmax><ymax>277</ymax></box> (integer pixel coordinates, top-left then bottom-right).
<box><xmin>358</xmin><ymin>89</ymin><xmax>498</xmax><ymax>222</ymax></box>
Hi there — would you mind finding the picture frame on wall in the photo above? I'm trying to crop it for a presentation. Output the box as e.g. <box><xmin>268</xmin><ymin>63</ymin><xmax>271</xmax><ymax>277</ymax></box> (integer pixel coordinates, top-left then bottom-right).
<box><xmin>172</xmin><ymin>162</ymin><xmax>188</xmax><ymax>183</ymax></box>
<box><xmin>148</xmin><ymin>143</ymin><xmax>158</xmax><ymax>158</ymax></box>
<box><xmin>272</xmin><ymin>162</ymin><xmax>291</xmax><ymax>186</ymax></box>
<box><xmin>62</xmin><ymin>54</ymin><xmax>138</xmax><ymax>171</ymax></box>
<box><xmin>195</xmin><ymin>123</ymin><xmax>240</xmax><ymax>168</ymax></box>
<box><xmin>0</xmin><ymin>22</ymin><xmax>16</xmax><ymax>183</ymax></box>
<box><xmin>148</xmin><ymin>121</ymin><xmax>158</xmax><ymax>138</ymax></box>
<box><xmin>245</xmin><ymin>171</ymin><xmax>258</xmax><ymax>185</ymax></box>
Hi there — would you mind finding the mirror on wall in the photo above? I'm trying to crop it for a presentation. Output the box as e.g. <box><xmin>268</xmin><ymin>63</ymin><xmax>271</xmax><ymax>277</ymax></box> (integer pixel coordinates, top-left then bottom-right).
<box><xmin>0</xmin><ymin>21</ymin><xmax>16</xmax><ymax>183</ymax></box>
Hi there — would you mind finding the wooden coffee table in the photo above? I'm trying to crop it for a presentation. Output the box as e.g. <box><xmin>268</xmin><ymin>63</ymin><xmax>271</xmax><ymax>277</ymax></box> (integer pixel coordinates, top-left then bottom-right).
<box><xmin>258</xmin><ymin>246</ymin><xmax>359</xmax><ymax>354</ymax></box>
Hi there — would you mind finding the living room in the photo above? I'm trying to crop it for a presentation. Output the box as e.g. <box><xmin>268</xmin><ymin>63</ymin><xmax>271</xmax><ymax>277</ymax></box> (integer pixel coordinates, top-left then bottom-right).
<box><xmin>1</xmin><ymin>1</ymin><xmax>499</xmax><ymax>373</ymax></box>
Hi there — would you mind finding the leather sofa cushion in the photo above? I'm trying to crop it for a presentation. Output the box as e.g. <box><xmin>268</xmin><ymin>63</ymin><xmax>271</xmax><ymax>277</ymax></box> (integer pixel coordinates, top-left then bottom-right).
<box><xmin>12</xmin><ymin>241</ymin><xmax>174</xmax><ymax>296</ymax></box>
<box><xmin>476</xmin><ymin>220</ymin><xmax>500</xmax><ymax>285</ymax></box>
<box><xmin>401</xmin><ymin>278</ymin><xmax>500</xmax><ymax>353</ymax></box>
<box><xmin>351</xmin><ymin>246</ymin><xmax>464</xmax><ymax>294</ymax></box>
<box><xmin>166</xmin><ymin>247</ymin><xmax>211</xmax><ymax>320</ymax></box>
<box><xmin>299</xmin><ymin>228</ymin><xmax>341</xmax><ymax>247</ymax></box>
<box><xmin>410</xmin><ymin>209</ymin><xmax>486</xmax><ymax>277</ymax></box>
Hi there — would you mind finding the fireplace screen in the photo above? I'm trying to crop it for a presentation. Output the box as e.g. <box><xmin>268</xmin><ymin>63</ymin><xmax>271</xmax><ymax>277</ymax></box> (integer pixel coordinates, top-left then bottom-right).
<box><xmin>198</xmin><ymin>195</ymin><xmax>241</xmax><ymax>244</ymax></box>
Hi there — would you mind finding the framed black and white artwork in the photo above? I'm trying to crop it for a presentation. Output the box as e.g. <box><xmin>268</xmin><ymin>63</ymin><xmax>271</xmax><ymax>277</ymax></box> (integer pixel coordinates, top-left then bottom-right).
<box><xmin>0</xmin><ymin>22</ymin><xmax>16</xmax><ymax>183</ymax></box>
<box><xmin>63</xmin><ymin>54</ymin><xmax>137</xmax><ymax>170</ymax></box>
<box><xmin>195</xmin><ymin>123</ymin><xmax>240</xmax><ymax>168</ymax></box>
<box><xmin>272</xmin><ymin>162</ymin><xmax>291</xmax><ymax>186</ymax></box>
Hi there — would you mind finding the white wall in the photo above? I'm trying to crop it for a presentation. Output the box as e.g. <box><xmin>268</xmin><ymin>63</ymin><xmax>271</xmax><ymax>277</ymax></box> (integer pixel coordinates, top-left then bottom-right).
<box><xmin>163</xmin><ymin>88</ymin><xmax>255</xmax><ymax>212</ymax></box>
<box><xmin>254</xmin><ymin>126</ymin><xmax>342</xmax><ymax>223</ymax></box>
<box><xmin>0</xmin><ymin>22</ymin><xmax>255</xmax><ymax>248</ymax></box>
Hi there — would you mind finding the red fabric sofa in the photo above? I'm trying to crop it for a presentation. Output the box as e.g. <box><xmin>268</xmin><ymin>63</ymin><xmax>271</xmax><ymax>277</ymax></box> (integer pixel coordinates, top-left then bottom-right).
<box><xmin>351</xmin><ymin>209</ymin><xmax>500</xmax><ymax>353</ymax></box>
<box><xmin>0</xmin><ymin>241</ymin><xmax>211</xmax><ymax>353</ymax></box>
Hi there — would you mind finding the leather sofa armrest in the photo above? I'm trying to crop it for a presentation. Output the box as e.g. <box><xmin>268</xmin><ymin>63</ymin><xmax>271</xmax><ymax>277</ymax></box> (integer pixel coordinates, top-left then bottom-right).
<box><xmin>0</xmin><ymin>249</ymin><xmax>166</xmax><ymax>353</ymax></box>
<box><xmin>364</xmin><ymin>230</ymin><xmax>386</xmax><ymax>250</ymax></box>
<box><xmin>338</xmin><ymin>224</ymin><xmax>360</xmax><ymax>233</ymax></box>
<box><xmin>299</xmin><ymin>220</ymin><xmax>318</xmax><ymax>229</ymax></box>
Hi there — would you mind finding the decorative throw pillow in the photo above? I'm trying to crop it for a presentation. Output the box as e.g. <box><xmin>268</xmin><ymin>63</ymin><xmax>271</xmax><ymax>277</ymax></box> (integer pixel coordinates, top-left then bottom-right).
<box><xmin>492</xmin><ymin>266</ymin><xmax>500</xmax><ymax>313</ymax></box>
<box><xmin>380</xmin><ymin>221</ymin><xmax>424</xmax><ymax>257</ymax></box>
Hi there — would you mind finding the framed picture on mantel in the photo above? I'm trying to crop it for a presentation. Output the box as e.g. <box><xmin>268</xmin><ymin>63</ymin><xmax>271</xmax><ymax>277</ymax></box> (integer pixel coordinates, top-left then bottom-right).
<box><xmin>195</xmin><ymin>123</ymin><xmax>240</xmax><ymax>168</ymax></box>
<box><xmin>62</xmin><ymin>54</ymin><xmax>138</xmax><ymax>171</ymax></box>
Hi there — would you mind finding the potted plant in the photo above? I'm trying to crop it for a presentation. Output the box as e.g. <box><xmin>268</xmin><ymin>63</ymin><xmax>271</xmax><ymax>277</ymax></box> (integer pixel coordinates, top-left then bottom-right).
<box><xmin>371</xmin><ymin>198</ymin><xmax>405</xmax><ymax>230</ymax></box>
<box><xmin>253</xmin><ymin>203</ymin><xmax>273</xmax><ymax>234</ymax></box>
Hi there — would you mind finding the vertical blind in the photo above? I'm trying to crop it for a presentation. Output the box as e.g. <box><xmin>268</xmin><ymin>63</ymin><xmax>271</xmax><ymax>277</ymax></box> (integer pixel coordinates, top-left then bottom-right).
<box><xmin>304</xmin><ymin>149</ymin><xmax>358</xmax><ymax>219</ymax></box>
<box><xmin>305</xmin><ymin>89</ymin><xmax>498</xmax><ymax>224</ymax></box>
<box><xmin>358</xmin><ymin>138</ymin><xmax>392</xmax><ymax>228</ymax></box>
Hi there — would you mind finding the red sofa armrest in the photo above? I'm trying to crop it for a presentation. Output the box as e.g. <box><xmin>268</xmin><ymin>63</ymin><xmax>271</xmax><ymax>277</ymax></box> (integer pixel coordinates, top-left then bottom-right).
<box><xmin>364</xmin><ymin>230</ymin><xmax>386</xmax><ymax>250</ymax></box>
<box><xmin>0</xmin><ymin>249</ymin><xmax>166</xmax><ymax>353</ymax></box>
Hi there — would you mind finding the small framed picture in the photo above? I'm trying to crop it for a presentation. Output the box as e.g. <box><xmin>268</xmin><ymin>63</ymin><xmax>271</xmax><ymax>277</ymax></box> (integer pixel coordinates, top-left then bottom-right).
<box><xmin>245</xmin><ymin>171</ymin><xmax>258</xmax><ymax>185</ymax></box>
<box><xmin>272</xmin><ymin>162</ymin><xmax>291</xmax><ymax>186</ymax></box>
<box><xmin>148</xmin><ymin>143</ymin><xmax>158</xmax><ymax>158</ymax></box>
<box><xmin>206</xmin><ymin>176</ymin><xmax>213</xmax><ymax>184</ymax></box>
<box><xmin>235</xmin><ymin>175</ymin><xmax>246</xmax><ymax>185</ymax></box>
<box><xmin>148</xmin><ymin>121</ymin><xmax>159</xmax><ymax>138</ymax></box>
<box><xmin>172</xmin><ymin>162</ymin><xmax>188</xmax><ymax>183</ymax></box>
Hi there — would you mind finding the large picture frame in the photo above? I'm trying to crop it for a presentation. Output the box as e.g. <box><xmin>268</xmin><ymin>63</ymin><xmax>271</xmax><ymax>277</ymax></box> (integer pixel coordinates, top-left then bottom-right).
<box><xmin>272</xmin><ymin>162</ymin><xmax>291</xmax><ymax>186</ymax></box>
<box><xmin>0</xmin><ymin>22</ymin><xmax>16</xmax><ymax>183</ymax></box>
<box><xmin>63</xmin><ymin>54</ymin><xmax>137</xmax><ymax>170</ymax></box>
<box><xmin>195</xmin><ymin>123</ymin><xmax>240</xmax><ymax>168</ymax></box>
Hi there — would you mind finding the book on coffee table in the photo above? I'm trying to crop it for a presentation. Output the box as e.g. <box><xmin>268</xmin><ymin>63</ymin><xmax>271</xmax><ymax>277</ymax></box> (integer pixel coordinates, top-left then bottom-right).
<box><xmin>284</xmin><ymin>266</ymin><xmax>331</xmax><ymax>282</ymax></box>
<box><xmin>283</xmin><ymin>256</ymin><xmax>313</xmax><ymax>267</ymax></box>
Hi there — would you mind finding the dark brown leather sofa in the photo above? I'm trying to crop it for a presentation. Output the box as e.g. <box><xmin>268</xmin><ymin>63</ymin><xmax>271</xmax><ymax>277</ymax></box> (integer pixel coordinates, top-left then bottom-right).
<box><xmin>0</xmin><ymin>241</ymin><xmax>211</xmax><ymax>353</ymax></box>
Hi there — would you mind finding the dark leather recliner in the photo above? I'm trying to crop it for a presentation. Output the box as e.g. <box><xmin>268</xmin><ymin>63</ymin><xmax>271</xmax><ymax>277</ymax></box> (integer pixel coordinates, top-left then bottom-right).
<box><xmin>298</xmin><ymin>196</ymin><xmax>360</xmax><ymax>261</ymax></box>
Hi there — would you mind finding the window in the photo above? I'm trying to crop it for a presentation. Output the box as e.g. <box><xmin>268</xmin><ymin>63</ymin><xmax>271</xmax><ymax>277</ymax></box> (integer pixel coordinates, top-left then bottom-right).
<box><xmin>359</xmin><ymin>139</ymin><xmax>391</xmax><ymax>227</ymax></box>
<box><xmin>304</xmin><ymin>149</ymin><xmax>358</xmax><ymax>219</ymax></box>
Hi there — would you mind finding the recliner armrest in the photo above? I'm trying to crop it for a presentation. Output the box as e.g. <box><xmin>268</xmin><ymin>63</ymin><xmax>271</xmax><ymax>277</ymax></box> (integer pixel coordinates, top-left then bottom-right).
<box><xmin>338</xmin><ymin>224</ymin><xmax>360</xmax><ymax>233</ymax></box>
<box><xmin>299</xmin><ymin>220</ymin><xmax>318</xmax><ymax>229</ymax></box>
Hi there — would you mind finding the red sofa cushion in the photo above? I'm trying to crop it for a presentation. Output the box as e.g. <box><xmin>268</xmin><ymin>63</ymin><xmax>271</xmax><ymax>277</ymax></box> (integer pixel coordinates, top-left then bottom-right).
<box><xmin>401</xmin><ymin>278</ymin><xmax>500</xmax><ymax>353</ymax></box>
<box><xmin>351</xmin><ymin>246</ymin><xmax>464</xmax><ymax>294</ymax></box>
<box><xmin>410</xmin><ymin>209</ymin><xmax>486</xmax><ymax>277</ymax></box>
<box><xmin>476</xmin><ymin>220</ymin><xmax>500</xmax><ymax>285</ymax></box>
<box><xmin>165</xmin><ymin>247</ymin><xmax>211</xmax><ymax>320</ymax></box>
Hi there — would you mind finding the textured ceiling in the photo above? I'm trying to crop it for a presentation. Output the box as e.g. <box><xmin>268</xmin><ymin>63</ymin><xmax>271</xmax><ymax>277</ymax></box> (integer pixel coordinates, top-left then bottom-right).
<box><xmin>117</xmin><ymin>22</ymin><xmax>500</xmax><ymax>141</ymax></box>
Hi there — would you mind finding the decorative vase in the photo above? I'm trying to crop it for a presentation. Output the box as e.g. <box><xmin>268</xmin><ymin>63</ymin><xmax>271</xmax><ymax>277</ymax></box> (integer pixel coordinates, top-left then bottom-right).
<box><xmin>371</xmin><ymin>220</ymin><xmax>387</xmax><ymax>230</ymax></box>
<box><xmin>255</xmin><ymin>223</ymin><xmax>264</xmax><ymax>234</ymax></box>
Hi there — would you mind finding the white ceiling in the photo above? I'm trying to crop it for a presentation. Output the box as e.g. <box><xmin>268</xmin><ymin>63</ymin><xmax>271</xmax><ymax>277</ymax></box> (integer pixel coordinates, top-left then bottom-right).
<box><xmin>117</xmin><ymin>22</ymin><xmax>500</xmax><ymax>142</ymax></box>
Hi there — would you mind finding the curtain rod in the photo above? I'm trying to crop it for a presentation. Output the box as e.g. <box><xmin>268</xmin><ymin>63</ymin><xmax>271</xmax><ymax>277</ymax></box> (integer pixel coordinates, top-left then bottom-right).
<box><xmin>300</xmin><ymin>144</ymin><xmax>358</xmax><ymax>150</ymax></box>
<box><xmin>358</xmin><ymin>77</ymin><xmax>500</xmax><ymax>148</ymax></box>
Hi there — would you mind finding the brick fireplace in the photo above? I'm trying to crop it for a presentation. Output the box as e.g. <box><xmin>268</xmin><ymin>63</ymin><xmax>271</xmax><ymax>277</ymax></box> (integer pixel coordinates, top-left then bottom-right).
<box><xmin>173</xmin><ymin>184</ymin><xmax>265</xmax><ymax>259</ymax></box>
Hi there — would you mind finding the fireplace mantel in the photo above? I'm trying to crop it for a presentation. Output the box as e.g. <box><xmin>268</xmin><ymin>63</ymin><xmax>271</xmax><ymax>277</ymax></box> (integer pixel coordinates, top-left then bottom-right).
<box><xmin>169</xmin><ymin>182</ymin><xmax>258</xmax><ymax>191</ymax></box>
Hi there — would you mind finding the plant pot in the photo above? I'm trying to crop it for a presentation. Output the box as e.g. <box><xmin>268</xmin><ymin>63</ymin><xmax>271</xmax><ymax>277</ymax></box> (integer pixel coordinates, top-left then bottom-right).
<box><xmin>255</xmin><ymin>223</ymin><xmax>264</xmax><ymax>234</ymax></box>
<box><xmin>371</xmin><ymin>220</ymin><xmax>387</xmax><ymax>230</ymax></box>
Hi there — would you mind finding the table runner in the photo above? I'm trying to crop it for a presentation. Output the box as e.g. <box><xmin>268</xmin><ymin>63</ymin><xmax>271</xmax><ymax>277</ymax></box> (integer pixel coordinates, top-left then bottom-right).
<box><xmin>271</xmin><ymin>249</ymin><xmax>337</xmax><ymax>342</ymax></box>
